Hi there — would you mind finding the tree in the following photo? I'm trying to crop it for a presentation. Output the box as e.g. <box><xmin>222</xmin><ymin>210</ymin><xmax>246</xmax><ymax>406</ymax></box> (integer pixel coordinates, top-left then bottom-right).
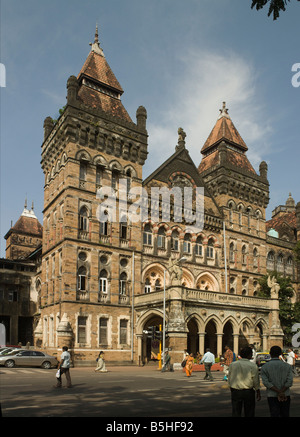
<box><xmin>294</xmin><ymin>241</ymin><xmax>300</xmax><ymax>263</ymax></box>
<box><xmin>258</xmin><ymin>272</ymin><xmax>297</xmax><ymax>344</ymax></box>
<box><xmin>251</xmin><ymin>0</ymin><xmax>300</xmax><ymax>20</ymax></box>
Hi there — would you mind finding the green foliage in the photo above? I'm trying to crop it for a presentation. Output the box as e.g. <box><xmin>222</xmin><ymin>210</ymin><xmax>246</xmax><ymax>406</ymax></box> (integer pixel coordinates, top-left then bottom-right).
<box><xmin>258</xmin><ymin>272</ymin><xmax>297</xmax><ymax>344</ymax></box>
<box><xmin>251</xmin><ymin>0</ymin><xmax>300</xmax><ymax>20</ymax></box>
<box><xmin>294</xmin><ymin>241</ymin><xmax>300</xmax><ymax>263</ymax></box>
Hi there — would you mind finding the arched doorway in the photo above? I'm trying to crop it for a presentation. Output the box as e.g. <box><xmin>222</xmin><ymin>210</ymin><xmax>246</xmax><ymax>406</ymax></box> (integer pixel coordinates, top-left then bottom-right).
<box><xmin>204</xmin><ymin>320</ymin><xmax>217</xmax><ymax>356</ymax></box>
<box><xmin>187</xmin><ymin>318</ymin><xmax>199</xmax><ymax>355</ymax></box>
<box><xmin>142</xmin><ymin>315</ymin><xmax>163</xmax><ymax>364</ymax></box>
<box><xmin>222</xmin><ymin>321</ymin><xmax>234</xmax><ymax>352</ymax></box>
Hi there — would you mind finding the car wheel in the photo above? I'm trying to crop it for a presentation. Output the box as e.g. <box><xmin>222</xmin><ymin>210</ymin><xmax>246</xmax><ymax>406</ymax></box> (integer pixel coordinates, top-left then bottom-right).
<box><xmin>5</xmin><ymin>359</ymin><xmax>15</xmax><ymax>368</ymax></box>
<box><xmin>41</xmin><ymin>361</ymin><xmax>51</xmax><ymax>369</ymax></box>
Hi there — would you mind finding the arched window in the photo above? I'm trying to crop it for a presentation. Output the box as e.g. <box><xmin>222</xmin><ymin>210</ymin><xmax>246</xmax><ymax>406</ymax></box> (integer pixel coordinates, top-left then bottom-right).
<box><xmin>229</xmin><ymin>242</ymin><xmax>235</xmax><ymax>262</ymax></box>
<box><xmin>253</xmin><ymin>247</ymin><xmax>258</xmax><ymax>267</ymax></box>
<box><xmin>99</xmin><ymin>269</ymin><xmax>108</xmax><ymax>293</ymax></box>
<box><xmin>79</xmin><ymin>206</ymin><xmax>89</xmax><ymax>231</ymax></box>
<box><xmin>143</xmin><ymin>224</ymin><xmax>153</xmax><ymax>246</ymax></box>
<box><xmin>78</xmin><ymin>266</ymin><xmax>87</xmax><ymax>291</ymax></box>
<box><xmin>207</xmin><ymin>238</ymin><xmax>214</xmax><ymax>258</ymax></box>
<box><xmin>80</xmin><ymin>162</ymin><xmax>87</xmax><ymax>181</ymax></box>
<box><xmin>157</xmin><ymin>227</ymin><xmax>166</xmax><ymax>249</ymax></box>
<box><xmin>119</xmin><ymin>272</ymin><xmax>127</xmax><ymax>295</ymax></box>
<box><xmin>183</xmin><ymin>233</ymin><xmax>192</xmax><ymax>254</ymax></box>
<box><xmin>242</xmin><ymin>245</ymin><xmax>247</xmax><ymax>265</ymax></box>
<box><xmin>195</xmin><ymin>236</ymin><xmax>203</xmax><ymax>256</ymax></box>
<box><xmin>155</xmin><ymin>278</ymin><xmax>161</xmax><ymax>291</ymax></box>
<box><xmin>144</xmin><ymin>278</ymin><xmax>151</xmax><ymax>294</ymax></box>
<box><xmin>171</xmin><ymin>230</ymin><xmax>179</xmax><ymax>251</ymax></box>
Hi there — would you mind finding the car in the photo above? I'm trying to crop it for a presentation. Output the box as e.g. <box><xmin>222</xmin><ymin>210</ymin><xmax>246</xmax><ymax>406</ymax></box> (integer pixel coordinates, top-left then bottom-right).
<box><xmin>255</xmin><ymin>352</ymin><xmax>271</xmax><ymax>369</ymax></box>
<box><xmin>0</xmin><ymin>349</ymin><xmax>58</xmax><ymax>369</ymax></box>
<box><xmin>0</xmin><ymin>347</ymin><xmax>23</xmax><ymax>355</ymax></box>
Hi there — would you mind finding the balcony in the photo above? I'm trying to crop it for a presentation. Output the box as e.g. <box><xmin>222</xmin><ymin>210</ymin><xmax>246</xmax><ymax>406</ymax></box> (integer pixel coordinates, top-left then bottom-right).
<box><xmin>134</xmin><ymin>286</ymin><xmax>272</xmax><ymax>311</ymax></box>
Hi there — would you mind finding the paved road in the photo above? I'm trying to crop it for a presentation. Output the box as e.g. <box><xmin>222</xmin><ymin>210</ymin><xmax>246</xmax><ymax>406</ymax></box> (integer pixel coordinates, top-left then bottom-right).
<box><xmin>1</xmin><ymin>366</ymin><xmax>300</xmax><ymax>419</ymax></box>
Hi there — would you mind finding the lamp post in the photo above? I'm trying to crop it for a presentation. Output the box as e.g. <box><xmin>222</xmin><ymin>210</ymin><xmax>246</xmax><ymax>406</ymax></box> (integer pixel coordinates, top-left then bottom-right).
<box><xmin>162</xmin><ymin>256</ymin><xmax>187</xmax><ymax>367</ymax></box>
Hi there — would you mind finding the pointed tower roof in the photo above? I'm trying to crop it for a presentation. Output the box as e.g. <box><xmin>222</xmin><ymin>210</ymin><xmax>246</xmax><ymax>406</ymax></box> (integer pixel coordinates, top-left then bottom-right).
<box><xmin>199</xmin><ymin>102</ymin><xmax>256</xmax><ymax>175</ymax></box>
<box><xmin>201</xmin><ymin>102</ymin><xmax>248</xmax><ymax>153</ymax></box>
<box><xmin>77</xmin><ymin>26</ymin><xmax>132</xmax><ymax>122</ymax></box>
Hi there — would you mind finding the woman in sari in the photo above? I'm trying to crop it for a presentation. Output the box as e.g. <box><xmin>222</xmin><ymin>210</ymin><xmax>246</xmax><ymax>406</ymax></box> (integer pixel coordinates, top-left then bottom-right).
<box><xmin>185</xmin><ymin>353</ymin><xmax>194</xmax><ymax>377</ymax></box>
<box><xmin>95</xmin><ymin>351</ymin><xmax>108</xmax><ymax>372</ymax></box>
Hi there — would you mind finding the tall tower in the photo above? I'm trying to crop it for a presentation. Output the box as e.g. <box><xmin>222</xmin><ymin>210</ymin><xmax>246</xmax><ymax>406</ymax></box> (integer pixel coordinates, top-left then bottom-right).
<box><xmin>199</xmin><ymin>103</ymin><xmax>270</xmax><ymax>295</ymax></box>
<box><xmin>37</xmin><ymin>27</ymin><xmax>148</xmax><ymax>362</ymax></box>
<box><xmin>4</xmin><ymin>200</ymin><xmax>42</xmax><ymax>260</ymax></box>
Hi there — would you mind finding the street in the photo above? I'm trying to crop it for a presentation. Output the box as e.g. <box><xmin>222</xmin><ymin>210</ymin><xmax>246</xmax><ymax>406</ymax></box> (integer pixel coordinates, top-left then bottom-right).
<box><xmin>1</xmin><ymin>365</ymin><xmax>300</xmax><ymax>420</ymax></box>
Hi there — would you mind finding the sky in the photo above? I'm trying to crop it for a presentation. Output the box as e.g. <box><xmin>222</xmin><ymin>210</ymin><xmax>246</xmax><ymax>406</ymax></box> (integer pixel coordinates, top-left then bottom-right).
<box><xmin>0</xmin><ymin>0</ymin><xmax>299</xmax><ymax>257</ymax></box>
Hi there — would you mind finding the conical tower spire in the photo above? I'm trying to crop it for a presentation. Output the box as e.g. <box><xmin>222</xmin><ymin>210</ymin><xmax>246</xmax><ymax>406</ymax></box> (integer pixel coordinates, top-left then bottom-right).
<box><xmin>89</xmin><ymin>23</ymin><xmax>104</xmax><ymax>56</ymax></box>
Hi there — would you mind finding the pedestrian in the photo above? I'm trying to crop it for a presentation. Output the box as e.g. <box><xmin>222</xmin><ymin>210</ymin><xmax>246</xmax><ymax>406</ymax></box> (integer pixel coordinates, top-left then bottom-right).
<box><xmin>196</xmin><ymin>352</ymin><xmax>202</xmax><ymax>364</ymax></box>
<box><xmin>54</xmin><ymin>346</ymin><xmax>72</xmax><ymax>388</ymax></box>
<box><xmin>261</xmin><ymin>345</ymin><xmax>293</xmax><ymax>417</ymax></box>
<box><xmin>200</xmin><ymin>348</ymin><xmax>215</xmax><ymax>381</ymax></box>
<box><xmin>286</xmin><ymin>348</ymin><xmax>297</xmax><ymax>376</ymax></box>
<box><xmin>249</xmin><ymin>344</ymin><xmax>257</xmax><ymax>364</ymax></box>
<box><xmin>223</xmin><ymin>345</ymin><xmax>233</xmax><ymax>381</ymax></box>
<box><xmin>162</xmin><ymin>351</ymin><xmax>173</xmax><ymax>372</ymax></box>
<box><xmin>228</xmin><ymin>346</ymin><xmax>261</xmax><ymax>417</ymax></box>
<box><xmin>95</xmin><ymin>350</ymin><xmax>108</xmax><ymax>372</ymax></box>
<box><xmin>185</xmin><ymin>353</ymin><xmax>194</xmax><ymax>377</ymax></box>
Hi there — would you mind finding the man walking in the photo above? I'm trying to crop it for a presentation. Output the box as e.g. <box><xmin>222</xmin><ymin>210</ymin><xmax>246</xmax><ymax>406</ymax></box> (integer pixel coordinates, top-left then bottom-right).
<box><xmin>228</xmin><ymin>346</ymin><xmax>261</xmax><ymax>417</ymax></box>
<box><xmin>55</xmin><ymin>346</ymin><xmax>72</xmax><ymax>388</ymax></box>
<box><xmin>261</xmin><ymin>345</ymin><xmax>293</xmax><ymax>417</ymax></box>
<box><xmin>200</xmin><ymin>348</ymin><xmax>215</xmax><ymax>381</ymax></box>
<box><xmin>223</xmin><ymin>345</ymin><xmax>233</xmax><ymax>381</ymax></box>
<box><xmin>286</xmin><ymin>348</ymin><xmax>297</xmax><ymax>376</ymax></box>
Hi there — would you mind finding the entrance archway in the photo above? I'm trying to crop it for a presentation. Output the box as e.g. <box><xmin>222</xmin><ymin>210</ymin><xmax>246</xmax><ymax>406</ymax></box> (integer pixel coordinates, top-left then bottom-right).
<box><xmin>222</xmin><ymin>321</ymin><xmax>234</xmax><ymax>351</ymax></box>
<box><xmin>187</xmin><ymin>318</ymin><xmax>199</xmax><ymax>355</ymax></box>
<box><xmin>142</xmin><ymin>315</ymin><xmax>163</xmax><ymax>364</ymax></box>
<box><xmin>204</xmin><ymin>320</ymin><xmax>217</xmax><ymax>356</ymax></box>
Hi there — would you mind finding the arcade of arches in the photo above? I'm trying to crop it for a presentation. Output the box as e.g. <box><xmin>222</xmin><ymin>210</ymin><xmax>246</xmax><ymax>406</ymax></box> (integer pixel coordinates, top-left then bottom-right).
<box><xmin>138</xmin><ymin>313</ymin><xmax>268</xmax><ymax>363</ymax></box>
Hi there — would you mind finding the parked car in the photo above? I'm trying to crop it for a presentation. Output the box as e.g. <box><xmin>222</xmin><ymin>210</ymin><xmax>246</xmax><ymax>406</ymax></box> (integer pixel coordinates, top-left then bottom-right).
<box><xmin>0</xmin><ymin>349</ymin><xmax>58</xmax><ymax>369</ymax></box>
<box><xmin>255</xmin><ymin>352</ymin><xmax>271</xmax><ymax>370</ymax></box>
<box><xmin>0</xmin><ymin>347</ymin><xmax>23</xmax><ymax>356</ymax></box>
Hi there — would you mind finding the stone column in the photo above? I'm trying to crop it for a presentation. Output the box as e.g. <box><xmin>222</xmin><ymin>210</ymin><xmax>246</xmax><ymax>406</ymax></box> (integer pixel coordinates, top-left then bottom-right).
<box><xmin>56</xmin><ymin>313</ymin><xmax>73</xmax><ymax>350</ymax></box>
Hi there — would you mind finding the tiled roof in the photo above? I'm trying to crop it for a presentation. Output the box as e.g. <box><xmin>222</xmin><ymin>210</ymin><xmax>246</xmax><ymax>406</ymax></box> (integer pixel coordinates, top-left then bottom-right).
<box><xmin>201</xmin><ymin>115</ymin><xmax>248</xmax><ymax>153</ymax></box>
<box><xmin>78</xmin><ymin>51</ymin><xmax>123</xmax><ymax>94</ymax></box>
<box><xmin>78</xmin><ymin>86</ymin><xmax>132</xmax><ymax>122</ymax></box>
<box><xmin>77</xmin><ymin>49</ymin><xmax>133</xmax><ymax>123</ymax></box>
<box><xmin>11</xmin><ymin>215</ymin><xmax>43</xmax><ymax>237</ymax></box>
<box><xmin>201</xmin><ymin>103</ymin><xmax>248</xmax><ymax>153</ymax></box>
<box><xmin>266</xmin><ymin>212</ymin><xmax>297</xmax><ymax>232</ymax></box>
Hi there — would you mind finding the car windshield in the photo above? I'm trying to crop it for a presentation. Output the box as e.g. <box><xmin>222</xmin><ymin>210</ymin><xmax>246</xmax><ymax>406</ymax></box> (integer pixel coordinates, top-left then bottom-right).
<box><xmin>4</xmin><ymin>350</ymin><xmax>25</xmax><ymax>356</ymax></box>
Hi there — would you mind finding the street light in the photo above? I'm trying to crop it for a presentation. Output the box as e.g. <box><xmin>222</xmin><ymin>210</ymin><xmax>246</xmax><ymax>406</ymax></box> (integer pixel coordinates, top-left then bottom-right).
<box><xmin>162</xmin><ymin>256</ymin><xmax>187</xmax><ymax>367</ymax></box>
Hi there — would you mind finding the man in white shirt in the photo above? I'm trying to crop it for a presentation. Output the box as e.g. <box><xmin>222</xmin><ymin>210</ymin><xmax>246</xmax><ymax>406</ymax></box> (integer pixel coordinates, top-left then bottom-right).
<box><xmin>228</xmin><ymin>346</ymin><xmax>261</xmax><ymax>417</ymax></box>
<box><xmin>286</xmin><ymin>348</ymin><xmax>297</xmax><ymax>376</ymax></box>
<box><xmin>200</xmin><ymin>348</ymin><xmax>215</xmax><ymax>381</ymax></box>
<box><xmin>54</xmin><ymin>346</ymin><xmax>72</xmax><ymax>388</ymax></box>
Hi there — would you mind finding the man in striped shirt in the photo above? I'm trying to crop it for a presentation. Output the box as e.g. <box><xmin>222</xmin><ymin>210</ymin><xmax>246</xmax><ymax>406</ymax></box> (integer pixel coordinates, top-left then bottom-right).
<box><xmin>261</xmin><ymin>345</ymin><xmax>293</xmax><ymax>417</ymax></box>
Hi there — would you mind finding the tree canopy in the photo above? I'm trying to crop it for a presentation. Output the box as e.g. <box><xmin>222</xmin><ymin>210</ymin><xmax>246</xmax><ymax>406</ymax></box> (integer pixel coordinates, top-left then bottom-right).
<box><xmin>251</xmin><ymin>0</ymin><xmax>300</xmax><ymax>20</ymax></box>
<box><xmin>258</xmin><ymin>272</ymin><xmax>300</xmax><ymax>345</ymax></box>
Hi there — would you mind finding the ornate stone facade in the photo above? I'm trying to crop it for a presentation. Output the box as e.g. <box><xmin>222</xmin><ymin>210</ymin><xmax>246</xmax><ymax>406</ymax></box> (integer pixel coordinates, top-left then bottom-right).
<box><xmin>31</xmin><ymin>29</ymin><xmax>299</xmax><ymax>365</ymax></box>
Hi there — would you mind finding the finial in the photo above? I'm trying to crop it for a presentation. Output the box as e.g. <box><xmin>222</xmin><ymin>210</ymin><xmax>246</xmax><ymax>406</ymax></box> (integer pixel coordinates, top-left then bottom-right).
<box><xmin>24</xmin><ymin>196</ymin><xmax>27</xmax><ymax>209</ymax></box>
<box><xmin>176</xmin><ymin>127</ymin><xmax>186</xmax><ymax>150</ymax></box>
<box><xmin>218</xmin><ymin>101</ymin><xmax>230</xmax><ymax>119</ymax></box>
<box><xmin>89</xmin><ymin>23</ymin><xmax>104</xmax><ymax>56</ymax></box>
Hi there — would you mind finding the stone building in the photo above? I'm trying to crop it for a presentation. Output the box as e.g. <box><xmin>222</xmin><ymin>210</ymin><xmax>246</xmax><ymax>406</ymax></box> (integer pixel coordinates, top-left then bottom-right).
<box><xmin>0</xmin><ymin>203</ymin><xmax>42</xmax><ymax>345</ymax></box>
<box><xmin>32</xmin><ymin>28</ymin><xmax>299</xmax><ymax>365</ymax></box>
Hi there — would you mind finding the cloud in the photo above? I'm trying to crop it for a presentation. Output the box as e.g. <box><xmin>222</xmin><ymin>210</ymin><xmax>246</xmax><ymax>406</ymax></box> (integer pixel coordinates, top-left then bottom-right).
<box><xmin>144</xmin><ymin>48</ymin><xmax>273</xmax><ymax>177</ymax></box>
